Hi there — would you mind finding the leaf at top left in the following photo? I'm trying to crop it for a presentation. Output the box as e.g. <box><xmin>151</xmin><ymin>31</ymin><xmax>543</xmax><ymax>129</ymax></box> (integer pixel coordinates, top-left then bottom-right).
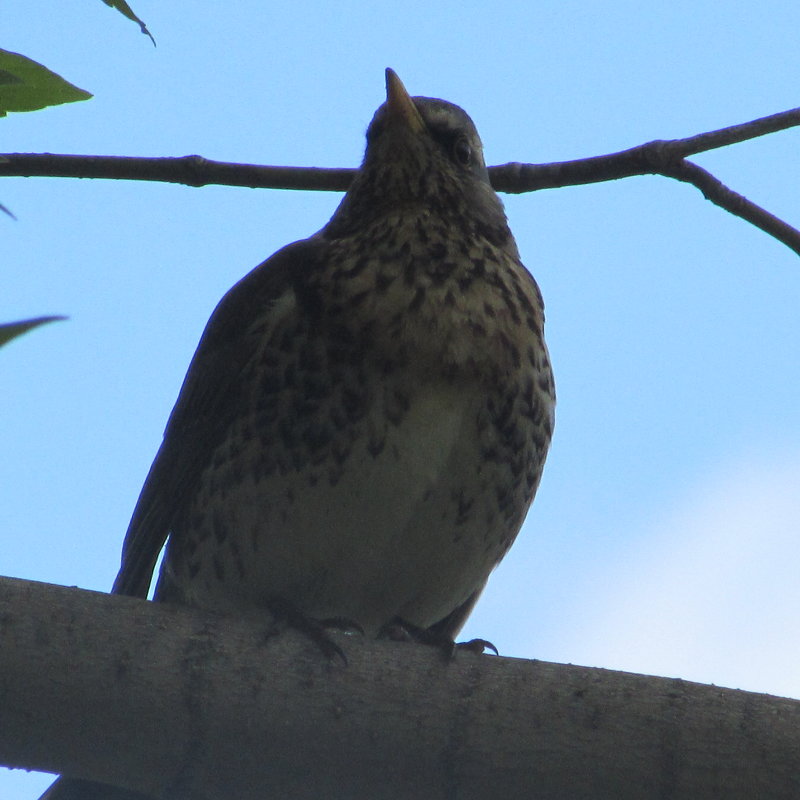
<box><xmin>0</xmin><ymin>49</ymin><xmax>92</xmax><ymax>117</ymax></box>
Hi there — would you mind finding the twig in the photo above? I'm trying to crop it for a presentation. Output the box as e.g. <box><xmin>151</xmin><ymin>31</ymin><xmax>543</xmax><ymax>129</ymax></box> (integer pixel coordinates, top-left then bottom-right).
<box><xmin>2</xmin><ymin>106</ymin><xmax>799</xmax><ymax>255</ymax></box>
<box><xmin>0</xmin><ymin>153</ymin><xmax>354</xmax><ymax>191</ymax></box>
<box><xmin>493</xmin><ymin>106</ymin><xmax>800</xmax><ymax>256</ymax></box>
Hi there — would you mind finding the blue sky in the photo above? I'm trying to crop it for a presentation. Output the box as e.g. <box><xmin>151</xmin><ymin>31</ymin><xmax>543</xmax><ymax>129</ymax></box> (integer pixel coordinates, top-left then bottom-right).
<box><xmin>4</xmin><ymin>2</ymin><xmax>800</xmax><ymax>796</ymax></box>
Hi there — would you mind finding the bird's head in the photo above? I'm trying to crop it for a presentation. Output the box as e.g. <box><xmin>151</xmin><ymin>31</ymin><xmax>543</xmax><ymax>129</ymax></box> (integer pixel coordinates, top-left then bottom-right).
<box><xmin>365</xmin><ymin>69</ymin><xmax>491</xmax><ymax>188</ymax></box>
<box><xmin>325</xmin><ymin>69</ymin><xmax>507</xmax><ymax>240</ymax></box>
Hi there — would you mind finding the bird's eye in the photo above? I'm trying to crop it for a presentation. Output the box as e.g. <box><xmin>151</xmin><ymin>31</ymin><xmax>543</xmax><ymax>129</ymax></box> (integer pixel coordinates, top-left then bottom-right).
<box><xmin>452</xmin><ymin>136</ymin><xmax>472</xmax><ymax>167</ymax></box>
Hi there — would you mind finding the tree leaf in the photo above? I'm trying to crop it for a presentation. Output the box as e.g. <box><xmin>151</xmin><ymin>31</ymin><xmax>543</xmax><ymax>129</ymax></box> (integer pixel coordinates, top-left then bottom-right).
<box><xmin>0</xmin><ymin>316</ymin><xmax>67</xmax><ymax>348</ymax></box>
<box><xmin>101</xmin><ymin>0</ymin><xmax>156</xmax><ymax>46</ymax></box>
<box><xmin>0</xmin><ymin>50</ymin><xmax>92</xmax><ymax>117</ymax></box>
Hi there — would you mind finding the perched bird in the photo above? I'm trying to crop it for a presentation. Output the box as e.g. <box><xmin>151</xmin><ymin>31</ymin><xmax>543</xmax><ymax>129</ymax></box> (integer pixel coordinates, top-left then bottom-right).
<box><xmin>41</xmin><ymin>69</ymin><xmax>555</xmax><ymax>800</ymax></box>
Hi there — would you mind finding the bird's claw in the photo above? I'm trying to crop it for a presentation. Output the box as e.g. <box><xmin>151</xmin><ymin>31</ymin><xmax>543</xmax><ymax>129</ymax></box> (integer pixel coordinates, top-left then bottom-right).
<box><xmin>455</xmin><ymin>638</ymin><xmax>498</xmax><ymax>656</ymax></box>
<box><xmin>379</xmin><ymin>617</ymin><xmax>498</xmax><ymax>658</ymax></box>
<box><xmin>265</xmin><ymin>596</ymin><xmax>350</xmax><ymax>665</ymax></box>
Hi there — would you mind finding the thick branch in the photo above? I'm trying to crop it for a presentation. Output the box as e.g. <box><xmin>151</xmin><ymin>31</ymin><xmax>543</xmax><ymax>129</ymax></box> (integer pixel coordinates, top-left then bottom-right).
<box><xmin>1</xmin><ymin>575</ymin><xmax>799</xmax><ymax>800</ymax></box>
<box><xmin>1</xmin><ymin>106</ymin><xmax>799</xmax><ymax>255</ymax></box>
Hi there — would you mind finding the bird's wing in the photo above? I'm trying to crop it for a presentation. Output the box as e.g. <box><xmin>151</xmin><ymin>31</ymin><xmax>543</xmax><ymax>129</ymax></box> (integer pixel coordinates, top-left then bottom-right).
<box><xmin>112</xmin><ymin>237</ymin><xmax>322</xmax><ymax>598</ymax></box>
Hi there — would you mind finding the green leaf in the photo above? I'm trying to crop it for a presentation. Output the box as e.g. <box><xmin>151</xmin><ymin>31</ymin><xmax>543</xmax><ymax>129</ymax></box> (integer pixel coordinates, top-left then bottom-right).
<box><xmin>102</xmin><ymin>0</ymin><xmax>156</xmax><ymax>46</ymax></box>
<box><xmin>0</xmin><ymin>50</ymin><xmax>92</xmax><ymax>117</ymax></box>
<box><xmin>0</xmin><ymin>316</ymin><xmax>67</xmax><ymax>348</ymax></box>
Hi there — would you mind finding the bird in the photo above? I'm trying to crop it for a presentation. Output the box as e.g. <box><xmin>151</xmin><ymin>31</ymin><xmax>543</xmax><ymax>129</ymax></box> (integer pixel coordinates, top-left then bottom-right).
<box><xmin>40</xmin><ymin>68</ymin><xmax>555</xmax><ymax>800</ymax></box>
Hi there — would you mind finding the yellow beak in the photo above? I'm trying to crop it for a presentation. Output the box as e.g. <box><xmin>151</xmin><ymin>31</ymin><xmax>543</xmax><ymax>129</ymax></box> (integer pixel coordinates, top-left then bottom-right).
<box><xmin>385</xmin><ymin>68</ymin><xmax>426</xmax><ymax>133</ymax></box>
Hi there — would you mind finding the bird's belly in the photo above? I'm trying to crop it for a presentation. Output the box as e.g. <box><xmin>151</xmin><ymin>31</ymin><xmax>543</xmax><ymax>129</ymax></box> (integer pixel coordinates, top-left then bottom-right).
<box><xmin>164</xmin><ymin>380</ymin><xmax>532</xmax><ymax>634</ymax></box>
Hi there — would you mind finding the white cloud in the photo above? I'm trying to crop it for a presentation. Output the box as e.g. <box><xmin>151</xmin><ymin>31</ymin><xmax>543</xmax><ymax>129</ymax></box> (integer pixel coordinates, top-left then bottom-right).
<box><xmin>561</xmin><ymin>450</ymin><xmax>800</xmax><ymax>699</ymax></box>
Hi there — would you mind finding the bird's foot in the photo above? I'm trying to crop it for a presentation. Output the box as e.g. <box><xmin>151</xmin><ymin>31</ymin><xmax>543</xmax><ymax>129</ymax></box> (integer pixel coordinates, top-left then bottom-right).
<box><xmin>455</xmin><ymin>637</ymin><xmax>498</xmax><ymax>656</ymax></box>
<box><xmin>379</xmin><ymin>616</ymin><xmax>498</xmax><ymax>658</ymax></box>
<box><xmin>265</xmin><ymin>597</ymin><xmax>359</xmax><ymax>665</ymax></box>
<box><xmin>318</xmin><ymin>616</ymin><xmax>365</xmax><ymax>636</ymax></box>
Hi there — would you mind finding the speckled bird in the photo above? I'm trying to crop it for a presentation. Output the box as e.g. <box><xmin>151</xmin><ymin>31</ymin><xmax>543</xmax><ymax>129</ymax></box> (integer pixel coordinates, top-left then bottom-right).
<box><xmin>41</xmin><ymin>69</ymin><xmax>555</xmax><ymax>799</ymax></box>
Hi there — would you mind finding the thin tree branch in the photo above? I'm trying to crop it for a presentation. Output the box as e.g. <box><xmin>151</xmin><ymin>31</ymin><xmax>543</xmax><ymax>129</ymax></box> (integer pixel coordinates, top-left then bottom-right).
<box><xmin>2</xmin><ymin>575</ymin><xmax>800</xmax><ymax>800</ymax></box>
<box><xmin>0</xmin><ymin>153</ymin><xmax>355</xmax><ymax>191</ymax></box>
<box><xmin>661</xmin><ymin>159</ymin><xmax>800</xmax><ymax>256</ymax></box>
<box><xmin>673</xmin><ymin>106</ymin><xmax>800</xmax><ymax>157</ymax></box>
<box><xmin>1</xmin><ymin>106</ymin><xmax>799</xmax><ymax>255</ymax></box>
<box><xmin>489</xmin><ymin>106</ymin><xmax>800</xmax><ymax>192</ymax></box>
